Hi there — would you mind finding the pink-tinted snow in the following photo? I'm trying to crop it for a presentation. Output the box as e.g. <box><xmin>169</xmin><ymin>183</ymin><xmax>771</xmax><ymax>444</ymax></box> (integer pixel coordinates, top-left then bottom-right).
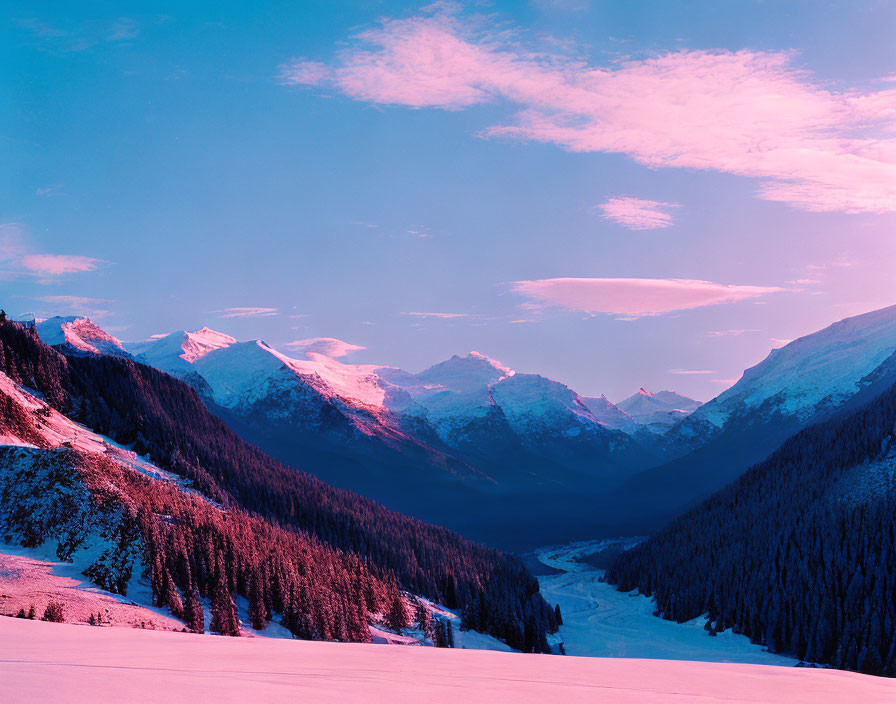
<box><xmin>2</xmin><ymin>618</ymin><xmax>894</xmax><ymax>703</ymax></box>
<box><xmin>0</xmin><ymin>552</ymin><xmax>183</xmax><ymax>631</ymax></box>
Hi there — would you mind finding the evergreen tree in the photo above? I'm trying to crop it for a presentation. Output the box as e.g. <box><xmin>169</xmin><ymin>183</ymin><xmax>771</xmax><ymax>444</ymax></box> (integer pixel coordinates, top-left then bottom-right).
<box><xmin>385</xmin><ymin>593</ymin><xmax>409</xmax><ymax>634</ymax></box>
<box><xmin>414</xmin><ymin>600</ymin><xmax>433</xmax><ymax>642</ymax></box>
<box><xmin>184</xmin><ymin>585</ymin><xmax>204</xmax><ymax>633</ymax></box>
<box><xmin>42</xmin><ymin>601</ymin><xmax>65</xmax><ymax>623</ymax></box>
<box><xmin>165</xmin><ymin>572</ymin><xmax>184</xmax><ymax>619</ymax></box>
<box><xmin>210</xmin><ymin>584</ymin><xmax>240</xmax><ymax>637</ymax></box>
<box><xmin>249</xmin><ymin>582</ymin><xmax>267</xmax><ymax>631</ymax></box>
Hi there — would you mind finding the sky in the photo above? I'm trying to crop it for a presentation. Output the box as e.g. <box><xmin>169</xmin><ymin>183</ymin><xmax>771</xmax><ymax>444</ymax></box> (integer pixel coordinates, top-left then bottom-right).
<box><xmin>3</xmin><ymin>0</ymin><xmax>896</xmax><ymax>401</ymax></box>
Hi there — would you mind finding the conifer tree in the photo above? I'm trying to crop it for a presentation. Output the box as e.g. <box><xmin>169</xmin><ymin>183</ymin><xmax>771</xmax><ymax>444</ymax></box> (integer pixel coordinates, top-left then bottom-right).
<box><xmin>185</xmin><ymin>585</ymin><xmax>204</xmax><ymax>633</ymax></box>
<box><xmin>249</xmin><ymin>582</ymin><xmax>267</xmax><ymax>631</ymax></box>
<box><xmin>385</xmin><ymin>593</ymin><xmax>409</xmax><ymax>634</ymax></box>
<box><xmin>210</xmin><ymin>584</ymin><xmax>240</xmax><ymax>637</ymax></box>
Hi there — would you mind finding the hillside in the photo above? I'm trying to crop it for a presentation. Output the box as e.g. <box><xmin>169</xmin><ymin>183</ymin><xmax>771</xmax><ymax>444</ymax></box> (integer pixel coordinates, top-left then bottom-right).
<box><xmin>607</xmin><ymin>379</ymin><xmax>896</xmax><ymax>675</ymax></box>
<box><xmin>0</xmin><ymin>319</ymin><xmax>557</xmax><ymax>651</ymax></box>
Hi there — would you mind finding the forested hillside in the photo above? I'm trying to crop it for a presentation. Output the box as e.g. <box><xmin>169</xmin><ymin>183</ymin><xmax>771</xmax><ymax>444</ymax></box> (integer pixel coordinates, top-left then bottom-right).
<box><xmin>607</xmin><ymin>380</ymin><xmax>896</xmax><ymax>675</ymax></box>
<box><xmin>0</xmin><ymin>319</ymin><xmax>557</xmax><ymax>651</ymax></box>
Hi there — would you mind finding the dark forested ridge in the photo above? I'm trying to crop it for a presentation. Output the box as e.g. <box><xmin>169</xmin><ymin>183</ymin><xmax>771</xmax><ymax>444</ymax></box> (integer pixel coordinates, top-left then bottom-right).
<box><xmin>607</xmin><ymin>379</ymin><xmax>896</xmax><ymax>675</ymax></box>
<box><xmin>0</xmin><ymin>320</ymin><xmax>557</xmax><ymax>651</ymax></box>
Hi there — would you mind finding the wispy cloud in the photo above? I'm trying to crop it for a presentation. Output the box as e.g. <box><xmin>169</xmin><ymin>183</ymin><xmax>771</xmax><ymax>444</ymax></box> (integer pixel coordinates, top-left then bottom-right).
<box><xmin>598</xmin><ymin>196</ymin><xmax>680</xmax><ymax>230</ymax></box>
<box><xmin>34</xmin><ymin>295</ymin><xmax>114</xmax><ymax>319</ymax></box>
<box><xmin>668</xmin><ymin>369</ymin><xmax>717</xmax><ymax>375</ymax></box>
<box><xmin>17</xmin><ymin>17</ymin><xmax>140</xmax><ymax>52</ymax></box>
<box><xmin>0</xmin><ymin>223</ymin><xmax>106</xmax><ymax>281</ymax></box>
<box><xmin>285</xmin><ymin>337</ymin><xmax>366</xmax><ymax>359</ymax></box>
<box><xmin>213</xmin><ymin>307</ymin><xmax>278</xmax><ymax>318</ymax></box>
<box><xmin>35</xmin><ymin>185</ymin><xmax>63</xmax><ymax>198</ymax></box>
<box><xmin>707</xmin><ymin>328</ymin><xmax>760</xmax><ymax>337</ymax></box>
<box><xmin>509</xmin><ymin>277</ymin><xmax>787</xmax><ymax>317</ymax></box>
<box><xmin>281</xmin><ymin>6</ymin><xmax>896</xmax><ymax>213</ymax></box>
<box><xmin>711</xmin><ymin>378</ymin><xmax>740</xmax><ymax>387</ymax></box>
<box><xmin>401</xmin><ymin>311</ymin><xmax>472</xmax><ymax>319</ymax></box>
<box><xmin>20</xmin><ymin>254</ymin><xmax>100</xmax><ymax>275</ymax></box>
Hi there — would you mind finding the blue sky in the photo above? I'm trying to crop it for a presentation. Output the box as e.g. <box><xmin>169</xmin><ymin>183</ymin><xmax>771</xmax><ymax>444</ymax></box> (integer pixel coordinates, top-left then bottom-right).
<box><xmin>3</xmin><ymin>1</ymin><xmax>896</xmax><ymax>400</ymax></box>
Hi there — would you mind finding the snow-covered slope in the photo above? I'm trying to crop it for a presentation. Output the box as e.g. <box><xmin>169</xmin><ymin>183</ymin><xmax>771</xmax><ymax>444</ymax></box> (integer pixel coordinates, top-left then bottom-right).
<box><xmin>691</xmin><ymin>304</ymin><xmax>896</xmax><ymax>429</ymax></box>
<box><xmin>380</xmin><ymin>352</ymin><xmax>513</xmax><ymax>440</ymax></box>
<box><xmin>5</xmin><ymin>618</ymin><xmax>894</xmax><ymax>704</ymax></box>
<box><xmin>36</xmin><ymin>316</ymin><xmax>129</xmax><ymax>358</ymax></box>
<box><xmin>129</xmin><ymin>327</ymin><xmax>237</xmax><ymax>375</ymax></box>
<box><xmin>623</xmin><ymin>305</ymin><xmax>896</xmax><ymax>532</ymax></box>
<box><xmin>490</xmin><ymin>373</ymin><xmax>605</xmax><ymax>440</ymax></box>
<box><xmin>616</xmin><ymin>388</ymin><xmax>701</xmax><ymax>434</ymax></box>
<box><xmin>580</xmin><ymin>395</ymin><xmax>637</xmax><ymax>433</ymax></box>
<box><xmin>666</xmin><ymin>304</ymin><xmax>896</xmax><ymax>454</ymax></box>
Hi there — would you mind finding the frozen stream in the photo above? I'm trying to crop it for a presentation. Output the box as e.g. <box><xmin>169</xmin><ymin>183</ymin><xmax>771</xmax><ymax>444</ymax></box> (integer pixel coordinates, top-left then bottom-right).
<box><xmin>534</xmin><ymin>538</ymin><xmax>796</xmax><ymax>665</ymax></box>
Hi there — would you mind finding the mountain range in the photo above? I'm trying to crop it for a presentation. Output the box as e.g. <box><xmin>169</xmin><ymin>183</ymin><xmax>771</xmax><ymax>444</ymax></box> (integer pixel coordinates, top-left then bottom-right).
<box><xmin>0</xmin><ymin>317</ymin><xmax>558</xmax><ymax>649</ymax></box>
<box><xmin>24</xmin><ymin>302</ymin><xmax>896</xmax><ymax>548</ymax></box>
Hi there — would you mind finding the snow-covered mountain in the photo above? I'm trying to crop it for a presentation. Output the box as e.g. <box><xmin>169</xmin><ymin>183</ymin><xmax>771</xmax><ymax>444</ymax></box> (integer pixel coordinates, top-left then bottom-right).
<box><xmin>129</xmin><ymin>327</ymin><xmax>237</xmax><ymax>374</ymax></box>
<box><xmin>616</xmin><ymin>388</ymin><xmax>701</xmax><ymax>434</ymax></box>
<box><xmin>36</xmin><ymin>316</ymin><xmax>130</xmax><ymax>358</ymax></box>
<box><xmin>626</xmin><ymin>304</ymin><xmax>896</xmax><ymax>528</ymax></box>
<box><xmin>580</xmin><ymin>395</ymin><xmax>638</xmax><ymax>433</ymax></box>
<box><xmin>666</xmin><ymin>303</ymin><xmax>896</xmax><ymax>453</ymax></box>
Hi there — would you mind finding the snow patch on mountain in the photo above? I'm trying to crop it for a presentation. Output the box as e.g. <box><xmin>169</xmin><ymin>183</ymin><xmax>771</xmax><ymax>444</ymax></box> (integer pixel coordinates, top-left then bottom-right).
<box><xmin>129</xmin><ymin>327</ymin><xmax>236</xmax><ymax>374</ymax></box>
<box><xmin>581</xmin><ymin>395</ymin><xmax>637</xmax><ymax>432</ymax></box>
<box><xmin>36</xmin><ymin>316</ymin><xmax>128</xmax><ymax>358</ymax></box>
<box><xmin>194</xmin><ymin>340</ymin><xmax>395</xmax><ymax>411</ymax></box>
<box><xmin>616</xmin><ymin>388</ymin><xmax>701</xmax><ymax>434</ymax></box>
<box><xmin>489</xmin><ymin>373</ymin><xmax>602</xmax><ymax>438</ymax></box>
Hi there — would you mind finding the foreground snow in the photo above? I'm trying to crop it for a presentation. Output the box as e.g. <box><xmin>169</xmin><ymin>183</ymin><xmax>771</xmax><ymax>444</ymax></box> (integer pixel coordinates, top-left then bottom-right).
<box><xmin>535</xmin><ymin>540</ymin><xmax>795</xmax><ymax>665</ymax></box>
<box><xmin>2</xmin><ymin>617</ymin><xmax>892</xmax><ymax>703</ymax></box>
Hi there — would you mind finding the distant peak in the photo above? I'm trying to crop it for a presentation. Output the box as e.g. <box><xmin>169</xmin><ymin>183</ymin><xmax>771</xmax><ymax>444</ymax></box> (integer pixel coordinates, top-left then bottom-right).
<box><xmin>468</xmin><ymin>351</ymin><xmax>515</xmax><ymax>377</ymax></box>
<box><xmin>638</xmin><ymin>387</ymin><xmax>652</xmax><ymax>396</ymax></box>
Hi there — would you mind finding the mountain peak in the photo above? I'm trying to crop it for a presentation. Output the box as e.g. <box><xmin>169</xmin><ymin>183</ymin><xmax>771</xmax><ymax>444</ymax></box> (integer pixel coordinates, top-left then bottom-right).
<box><xmin>467</xmin><ymin>351</ymin><xmax>515</xmax><ymax>377</ymax></box>
<box><xmin>692</xmin><ymin>302</ymin><xmax>896</xmax><ymax>427</ymax></box>
<box><xmin>36</xmin><ymin>316</ymin><xmax>127</xmax><ymax>357</ymax></box>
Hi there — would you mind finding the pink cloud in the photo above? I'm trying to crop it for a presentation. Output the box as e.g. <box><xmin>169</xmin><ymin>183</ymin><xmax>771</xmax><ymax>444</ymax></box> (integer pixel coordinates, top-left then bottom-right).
<box><xmin>598</xmin><ymin>196</ymin><xmax>679</xmax><ymax>229</ymax></box>
<box><xmin>20</xmin><ymin>254</ymin><xmax>100</xmax><ymax>275</ymax></box>
<box><xmin>509</xmin><ymin>277</ymin><xmax>787</xmax><ymax>316</ymax></box>
<box><xmin>285</xmin><ymin>337</ymin><xmax>366</xmax><ymax>359</ymax></box>
<box><xmin>281</xmin><ymin>9</ymin><xmax>896</xmax><ymax>213</ymax></box>
<box><xmin>668</xmin><ymin>369</ymin><xmax>717</xmax><ymax>375</ymax></box>
<box><xmin>213</xmin><ymin>307</ymin><xmax>278</xmax><ymax>318</ymax></box>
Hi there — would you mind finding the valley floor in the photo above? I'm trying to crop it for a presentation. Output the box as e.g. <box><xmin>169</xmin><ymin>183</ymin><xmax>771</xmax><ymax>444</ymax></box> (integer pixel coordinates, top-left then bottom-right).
<box><xmin>3</xmin><ymin>616</ymin><xmax>893</xmax><ymax>703</ymax></box>
<box><xmin>534</xmin><ymin>539</ymin><xmax>796</xmax><ymax>665</ymax></box>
